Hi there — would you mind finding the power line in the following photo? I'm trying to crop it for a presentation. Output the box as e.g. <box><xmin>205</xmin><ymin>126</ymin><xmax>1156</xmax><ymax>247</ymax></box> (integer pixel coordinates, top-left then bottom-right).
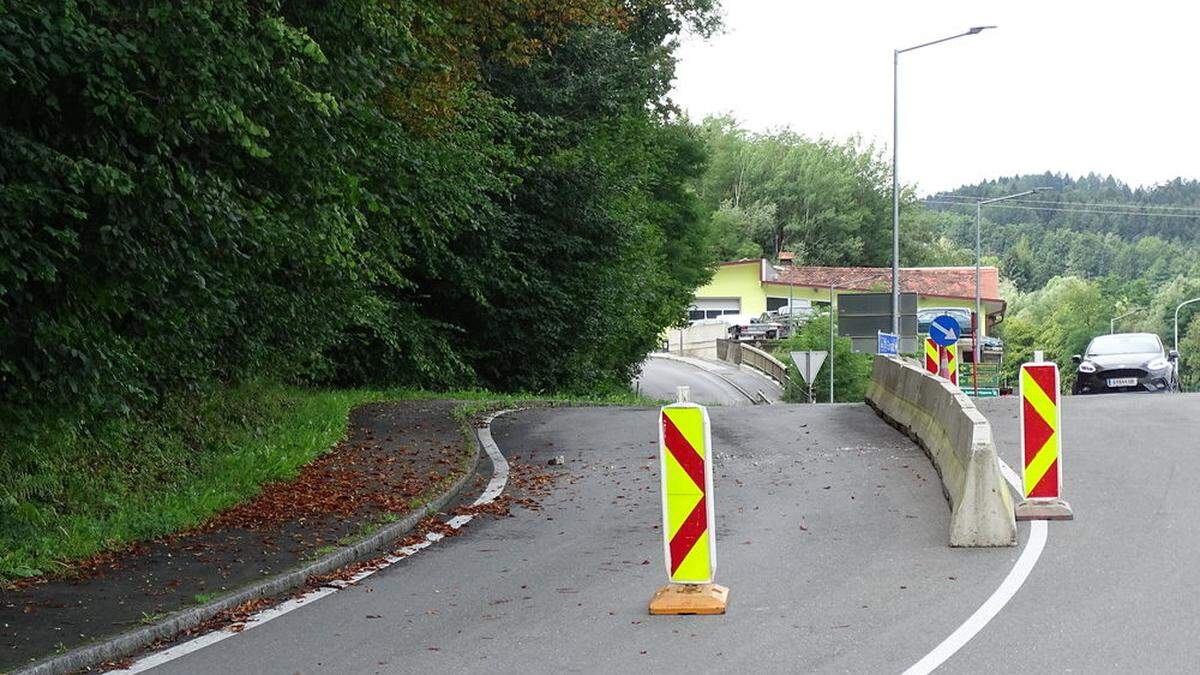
<box><xmin>929</xmin><ymin>194</ymin><xmax>1200</xmax><ymax>215</ymax></box>
<box><xmin>923</xmin><ymin>199</ymin><xmax>1200</xmax><ymax>220</ymax></box>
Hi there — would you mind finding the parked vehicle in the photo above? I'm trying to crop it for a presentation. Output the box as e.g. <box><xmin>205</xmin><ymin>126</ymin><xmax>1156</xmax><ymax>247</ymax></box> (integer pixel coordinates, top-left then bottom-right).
<box><xmin>726</xmin><ymin>314</ymin><xmax>783</xmax><ymax>341</ymax></box>
<box><xmin>1071</xmin><ymin>332</ymin><xmax>1179</xmax><ymax>394</ymax></box>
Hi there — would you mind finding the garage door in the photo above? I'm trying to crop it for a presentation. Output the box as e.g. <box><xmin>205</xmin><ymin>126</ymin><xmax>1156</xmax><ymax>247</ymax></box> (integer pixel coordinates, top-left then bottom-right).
<box><xmin>688</xmin><ymin>297</ymin><xmax>741</xmax><ymax>321</ymax></box>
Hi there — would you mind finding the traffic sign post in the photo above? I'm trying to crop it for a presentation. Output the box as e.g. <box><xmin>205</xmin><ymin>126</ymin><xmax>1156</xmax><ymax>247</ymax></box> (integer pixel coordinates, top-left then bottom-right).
<box><xmin>650</xmin><ymin>394</ymin><xmax>729</xmax><ymax>614</ymax></box>
<box><xmin>1015</xmin><ymin>356</ymin><xmax>1074</xmax><ymax>521</ymax></box>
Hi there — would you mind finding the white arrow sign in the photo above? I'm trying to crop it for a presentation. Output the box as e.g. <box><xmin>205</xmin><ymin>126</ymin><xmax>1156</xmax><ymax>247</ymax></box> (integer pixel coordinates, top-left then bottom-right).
<box><xmin>931</xmin><ymin>319</ymin><xmax>959</xmax><ymax>344</ymax></box>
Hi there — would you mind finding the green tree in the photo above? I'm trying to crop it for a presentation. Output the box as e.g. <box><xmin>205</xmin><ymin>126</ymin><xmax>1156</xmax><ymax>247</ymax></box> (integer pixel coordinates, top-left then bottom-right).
<box><xmin>775</xmin><ymin>315</ymin><xmax>873</xmax><ymax>403</ymax></box>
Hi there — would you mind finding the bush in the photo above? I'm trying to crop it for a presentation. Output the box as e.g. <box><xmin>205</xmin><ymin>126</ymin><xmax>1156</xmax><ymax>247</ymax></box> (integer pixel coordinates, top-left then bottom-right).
<box><xmin>774</xmin><ymin>314</ymin><xmax>873</xmax><ymax>403</ymax></box>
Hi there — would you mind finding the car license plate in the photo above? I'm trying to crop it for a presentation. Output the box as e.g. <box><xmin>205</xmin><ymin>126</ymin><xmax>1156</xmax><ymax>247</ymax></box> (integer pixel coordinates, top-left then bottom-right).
<box><xmin>1107</xmin><ymin>377</ymin><xmax>1138</xmax><ymax>387</ymax></box>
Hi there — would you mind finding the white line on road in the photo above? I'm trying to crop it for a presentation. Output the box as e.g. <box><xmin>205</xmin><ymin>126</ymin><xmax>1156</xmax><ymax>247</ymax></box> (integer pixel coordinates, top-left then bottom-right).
<box><xmin>902</xmin><ymin>460</ymin><xmax>1048</xmax><ymax>675</ymax></box>
<box><xmin>110</xmin><ymin>410</ymin><xmax>513</xmax><ymax>674</ymax></box>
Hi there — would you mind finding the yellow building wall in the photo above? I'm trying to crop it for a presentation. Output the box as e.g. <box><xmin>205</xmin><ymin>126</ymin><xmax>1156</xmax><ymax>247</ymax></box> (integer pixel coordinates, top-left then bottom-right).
<box><xmin>694</xmin><ymin>261</ymin><xmax>1004</xmax><ymax>337</ymax></box>
<box><xmin>693</xmin><ymin>262</ymin><xmax>766</xmax><ymax>315</ymax></box>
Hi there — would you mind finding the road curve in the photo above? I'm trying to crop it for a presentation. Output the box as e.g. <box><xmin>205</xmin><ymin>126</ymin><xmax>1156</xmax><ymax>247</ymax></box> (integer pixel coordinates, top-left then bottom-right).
<box><xmin>142</xmin><ymin>403</ymin><xmax>1026</xmax><ymax>674</ymax></box>
<box><xmin>943</xmin><ymin>393</ymin><xmax>1200</xmax><ymax>673</ymax></box>
<box><xmin>633</xmin><ymin>353</ymin><xmax>763</xmax><ymax>403</ymax></box>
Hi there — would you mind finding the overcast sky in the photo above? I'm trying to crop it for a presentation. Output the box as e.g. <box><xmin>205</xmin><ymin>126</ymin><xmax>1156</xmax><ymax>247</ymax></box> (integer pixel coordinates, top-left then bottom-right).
<box><xmin>671</xmin><ymin>1</ymin><xmax>1200</xmax><ymax>195</ymax></box>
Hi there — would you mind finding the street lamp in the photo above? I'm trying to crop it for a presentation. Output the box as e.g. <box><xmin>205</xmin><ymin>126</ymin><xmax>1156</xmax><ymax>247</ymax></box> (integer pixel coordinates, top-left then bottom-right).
<box><xmin>829</xmin><ymin>274</ymin><xmax>882</xmax><ymax>403</ymax></box>
<box><xmin>893</xmin><ymin>26</ymin><xmax>995</xmax><ymax>336</ymax></box>
<box><xmin>973</xmin><ymin>187</ymin><xmax>1052</xmax><ymax>394</ymax></box>
<box><xmin>1175</xmin><ymin>296</ymin><xmax>1200</xmax><ymax>351</ymax></box>
<box><xmin>1110</xmin><ymin>307</ymin><xmax>1145</xmax><ymax>335</ymax></box>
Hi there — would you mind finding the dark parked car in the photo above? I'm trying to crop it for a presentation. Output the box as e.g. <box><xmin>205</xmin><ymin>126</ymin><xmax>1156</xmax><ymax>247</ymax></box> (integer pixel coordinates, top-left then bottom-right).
<box><xmin>1072</xmin><ymin>332</ymin><xmax>1179</xmax><ymax>394</ymax></box>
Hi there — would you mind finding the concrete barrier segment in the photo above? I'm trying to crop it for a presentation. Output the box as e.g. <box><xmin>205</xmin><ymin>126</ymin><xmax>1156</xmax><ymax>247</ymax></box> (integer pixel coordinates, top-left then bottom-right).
<box><xmin>866</xmin><ymin>355</ymin><xmax>1016</xmax><ymax>547</ymax></box>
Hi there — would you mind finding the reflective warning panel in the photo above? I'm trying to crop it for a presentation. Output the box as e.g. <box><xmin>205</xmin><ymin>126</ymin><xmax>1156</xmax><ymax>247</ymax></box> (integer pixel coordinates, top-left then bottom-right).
<box><xmin>659</xmin><ymin>404</ymin><xmax>716</xmax><ymax>584</ymax></box>
<box><xmin>1020</xmin><ymin>362</ymin><xmax>1062</xmax><ymax>499</ymax></box>
<box><xmin>944</xmin><ymin>343</ymin><xmax>959</xmax><ymax>386</ymax></box>
<box><xmin>924</xmin><ymin>338</ymin><xmax>939</xmax><ymax>375</ymax></box>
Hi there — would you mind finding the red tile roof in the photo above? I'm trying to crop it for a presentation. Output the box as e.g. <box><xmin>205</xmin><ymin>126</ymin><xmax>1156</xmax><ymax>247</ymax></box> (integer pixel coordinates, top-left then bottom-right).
<box><xmin>773</xmin><ymin>265</ymin><xmax>1002</xmax><ymax>302</ymax></box>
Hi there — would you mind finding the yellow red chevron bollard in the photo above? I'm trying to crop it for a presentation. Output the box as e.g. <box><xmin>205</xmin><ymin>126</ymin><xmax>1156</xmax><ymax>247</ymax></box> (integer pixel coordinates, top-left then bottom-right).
<box><xmin>924</xmin><ymin>337</ymin><xmax>939</xmax><ymax>376</ymax></box>
<box><xmin>943</xmin><ymin>343</ymin><xmax>959</xmax><ymax>387</ymax></box>
<box><xmin>1015</xmin><ymin>354</ymin><xmax>1074</xmax><ymax>521</ymax></box>
<box><xmin>925</xmin><ymin>338</ymin><xmax>960</xmax><ymax>388</ymax></box>
<box><xmin>649</xmin><ymin>387</ymin><xmax>728</xmax><ymax>615</ymax></box>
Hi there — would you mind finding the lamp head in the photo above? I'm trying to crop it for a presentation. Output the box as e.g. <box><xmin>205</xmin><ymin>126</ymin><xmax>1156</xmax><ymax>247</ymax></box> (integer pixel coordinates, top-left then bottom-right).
<box><xmin>967</xmin><ymin>25</ymin><xmax>997</xmax><ymax>35</ymax></box>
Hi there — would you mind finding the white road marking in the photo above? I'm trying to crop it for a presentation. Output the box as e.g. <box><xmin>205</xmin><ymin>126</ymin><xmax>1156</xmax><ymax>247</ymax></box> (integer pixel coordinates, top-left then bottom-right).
<box><xmin>901</xmin><ymin>459</ymin><xmax>1048</xmax><ymax>675</ymax></box>
<box><xmin>109</xmin><ymin>410</ymin><xmax>513</xmax><ymax>674</ymax></box>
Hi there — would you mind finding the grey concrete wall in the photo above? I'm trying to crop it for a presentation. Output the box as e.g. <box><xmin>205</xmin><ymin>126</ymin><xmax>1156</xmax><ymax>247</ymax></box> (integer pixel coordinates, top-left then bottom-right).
<box><xmin>865</xmin><ymin>355</ymin><xmax>1016</xmax><ymax>547</ymax></box>
<box><xmin>663</xmin><ymin>323</ymin><xmax>728</xmax><ymax>360</ymax></box>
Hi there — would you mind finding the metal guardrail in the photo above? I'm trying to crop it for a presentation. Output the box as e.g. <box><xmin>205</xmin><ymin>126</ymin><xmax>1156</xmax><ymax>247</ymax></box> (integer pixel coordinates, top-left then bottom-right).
<box><xmin>716</xmin><ymin>338</ymin><xmax>789</xmax><ymax>386</ymax></box>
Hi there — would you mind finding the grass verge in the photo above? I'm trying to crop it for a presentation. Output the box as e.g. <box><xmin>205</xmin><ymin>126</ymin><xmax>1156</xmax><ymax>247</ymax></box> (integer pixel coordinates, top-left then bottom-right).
<box><xmin>0</xmin><ymin>383</ymin><xmax>657</xmax><ymax>582</ymax></box>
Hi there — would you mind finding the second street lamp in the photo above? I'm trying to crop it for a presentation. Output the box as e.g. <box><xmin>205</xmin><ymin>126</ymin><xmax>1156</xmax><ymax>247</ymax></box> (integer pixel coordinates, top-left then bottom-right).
<box><xmin>893</xmin><ymin>26</ymin><xmax>995</xmax><ymax>337</ymax></box>
<box><xmin>972</xmin><ymin>187</ymin><xmax>1051</xmax><ymax>394</ymax></box>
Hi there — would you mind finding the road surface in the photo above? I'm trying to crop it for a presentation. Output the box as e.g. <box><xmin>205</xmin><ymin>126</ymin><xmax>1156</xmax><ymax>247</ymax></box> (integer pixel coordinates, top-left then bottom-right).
<box><xmin>634</xmin><ymin>354</ymin><xmax>782</xmax><ymax>405</ymax></box>
<box><xmin>142</xmin><ymin>403</ymin><xmax>1024</xmax><ymax>674</ymax></box>
<box><xmin>118</xmin><ymin>392</ymin><xmax>1200</xmax><ymax>673</ymax></box>
<box><xmin>947</xmin><ymin>392</ymin><xmax>1200</xmax><ymax>672</ymax></box>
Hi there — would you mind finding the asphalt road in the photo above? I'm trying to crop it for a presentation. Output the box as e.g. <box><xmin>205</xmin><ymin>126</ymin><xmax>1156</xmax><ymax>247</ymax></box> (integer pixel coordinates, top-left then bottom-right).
<box><xmin>144</xmin><ymin>403</ymin><xmax>1025</xmax><ymax>674</ymax></box>
<box><xmin>947</xmin><ymin>392</ymin><xmax>1200</xmax><ymax>673</ymax></box>
<box><xmin>121</xmin><ymin>392</ymin><xmax>1200</xmax><ymax>674</ymax></box>
<box><xmin>634</xmin><ymin>355</ymin><xmax>781</xmax><ymax>405</ymax></box>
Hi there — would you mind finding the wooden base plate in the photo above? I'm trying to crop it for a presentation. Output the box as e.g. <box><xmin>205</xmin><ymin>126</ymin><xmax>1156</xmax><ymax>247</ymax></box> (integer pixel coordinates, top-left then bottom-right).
<box><xmin>649</xmin><ymin>583</ymin><xmax>729</xmax><ymax>615</ymax></box>
<box><xmin>1016</xmin><ymin>498</ymin><xmax>1074</xmax><ymax>521</ymax></box>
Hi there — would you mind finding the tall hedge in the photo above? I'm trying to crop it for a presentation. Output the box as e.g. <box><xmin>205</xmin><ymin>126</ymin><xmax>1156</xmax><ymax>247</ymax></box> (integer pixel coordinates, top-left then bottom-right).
<box><xmin>0</xmin><ymin>1</ymin><xmax>717</xmax><ymax>428</ymax></box>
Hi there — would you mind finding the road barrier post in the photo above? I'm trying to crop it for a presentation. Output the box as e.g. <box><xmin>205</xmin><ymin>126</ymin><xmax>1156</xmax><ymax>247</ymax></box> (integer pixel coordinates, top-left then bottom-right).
<box><xmin>650</xmin><ymin>391</ymin><xmax>728</xmax><ymax>615</ymax></box>
<box><xmin>943</xmin><ymin>343</ymin><xmax>959</xmax><ymax>387</ymax></box>
<box><xmin>924</xmin><ymin>337</ymin><xmax>939</xmax><ymax>375</ymax></box>
<box><xmin>1015</xmin><ymin>354</ymin><xmax>1074</xmax><ymax>521</ymax></box>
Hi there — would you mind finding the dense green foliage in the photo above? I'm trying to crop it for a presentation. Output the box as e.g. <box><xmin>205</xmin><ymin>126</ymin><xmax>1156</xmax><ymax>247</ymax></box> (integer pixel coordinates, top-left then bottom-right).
<box><xmin>693</xmin><ymin>115</ymin><xmax>968</xmax><ymax>268</ymax></box>
<box><xmin>0</xmin><ymin>1</ymin><xmax>721</xmax><ymax>575</ymax></box>
<box><xmin>927</xmin><ymin>173</ymin><xmax>1200</xmax><ymax>390</ymax></box>
<box><xmin>0</xmin><ymin>2</ymin><xmax>717</xmax><ymax>424</ymax></box>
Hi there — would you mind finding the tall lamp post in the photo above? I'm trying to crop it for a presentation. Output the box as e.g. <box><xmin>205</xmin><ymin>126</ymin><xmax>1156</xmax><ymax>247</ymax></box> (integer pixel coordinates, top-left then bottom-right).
<box><xmin>1110</xmin><ymin>307</ymin><xmax>1145</xmax><ymax>335</ymax></box>
<box><xmin>829</xmin><ymin>274</ymin><xmax>883</xmax><ymax>403</ymax></box>
<box><xmin>1175</xmin><ymin>297</ymin><xmax>1200</xmax><ymax>351</ymax></box>
<box><xmin>973</xmin><ymin>187</ymin><xmax>1052</xmax><ymax>394</ymax></box>
<box><xmin>893</xmin><ymin>26</ymin><xmax>995</xmax><ymax>337</ymax></box>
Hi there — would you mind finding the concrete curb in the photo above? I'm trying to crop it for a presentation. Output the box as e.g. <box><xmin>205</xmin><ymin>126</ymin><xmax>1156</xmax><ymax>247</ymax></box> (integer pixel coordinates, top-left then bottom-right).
<box><xmin>14</xmin><ymin>411</ymin><xmax>489</xmax><ymax>675</ymax></box>
<box><xmin>648</xmin><ymin>352</ymin><xmax>762</xmax><ymax>404</ymax></box>
<box><xmin>865</xmin><ymin>355</ymin><xmax>1017</xmax><ymax>547</ymax></box>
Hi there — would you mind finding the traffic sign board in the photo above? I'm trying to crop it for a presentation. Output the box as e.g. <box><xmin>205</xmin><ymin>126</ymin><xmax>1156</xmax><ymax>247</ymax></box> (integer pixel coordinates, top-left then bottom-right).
<box><xmin>877</xmin><ymin>331</ymin><xmax>899</xmax><ymax>355</ymax></box>
<box><xmin>789</xmin><ymin>351</ymin><xmax>827</xmax><ymax>384</ymax></box>
<box><xmin>929</xmin><ymin>315</ymin><xmax>960</xmax><ymax>347</ymax></box>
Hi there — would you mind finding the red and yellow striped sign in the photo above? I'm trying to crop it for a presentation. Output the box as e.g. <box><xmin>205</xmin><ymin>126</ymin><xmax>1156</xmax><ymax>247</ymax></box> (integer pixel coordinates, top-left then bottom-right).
<box><xmin>925</xmin><ymin>338</ymin><xmax>960</xmax><ymax>387</ymax></box>
<box><xmin>659</xmin><ymin>404</ymin><xmax>716</xmax><ymax>584</ymax></box>
<box><xmin>944</xmin><ymin>343</ymin><xmax>959</xmax><ymax>386</ymax></box>
<box><xmin>1020</xmin><ymin>362</ymin><xmax>1062</xmax><ymax>499</ymax></box>
<box><xmin>924</xmin><ymin>338</ymin><xmax>939</xmax><ymax>375</ymax></box>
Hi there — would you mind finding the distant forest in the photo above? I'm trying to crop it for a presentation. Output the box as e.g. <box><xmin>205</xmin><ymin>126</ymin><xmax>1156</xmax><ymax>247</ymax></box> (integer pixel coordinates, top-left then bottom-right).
<box><xmin>926</xmin><ymin>173</ymin><xmax>1200</xmax><ymax>292</ymax></box>
<box><xmin>925</xmin><ymin>172</ymin><xmax>1200</xmax><ymax>389</ymax></box>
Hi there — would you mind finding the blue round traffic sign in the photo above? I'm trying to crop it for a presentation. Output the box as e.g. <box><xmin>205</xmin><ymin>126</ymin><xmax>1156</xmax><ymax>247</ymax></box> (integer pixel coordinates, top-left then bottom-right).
<box><xmin>929</xmin><ymin>315</ymin><xmax>961</xmax><ymax>347</ymax></box>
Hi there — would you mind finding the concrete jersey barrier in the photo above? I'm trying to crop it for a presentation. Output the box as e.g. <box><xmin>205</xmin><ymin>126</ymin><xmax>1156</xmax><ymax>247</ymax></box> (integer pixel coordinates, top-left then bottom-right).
<box><xmin>865</xmin><ymin>355</ymin><xmax>1016</xmax><ymax>547</ymax></box>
